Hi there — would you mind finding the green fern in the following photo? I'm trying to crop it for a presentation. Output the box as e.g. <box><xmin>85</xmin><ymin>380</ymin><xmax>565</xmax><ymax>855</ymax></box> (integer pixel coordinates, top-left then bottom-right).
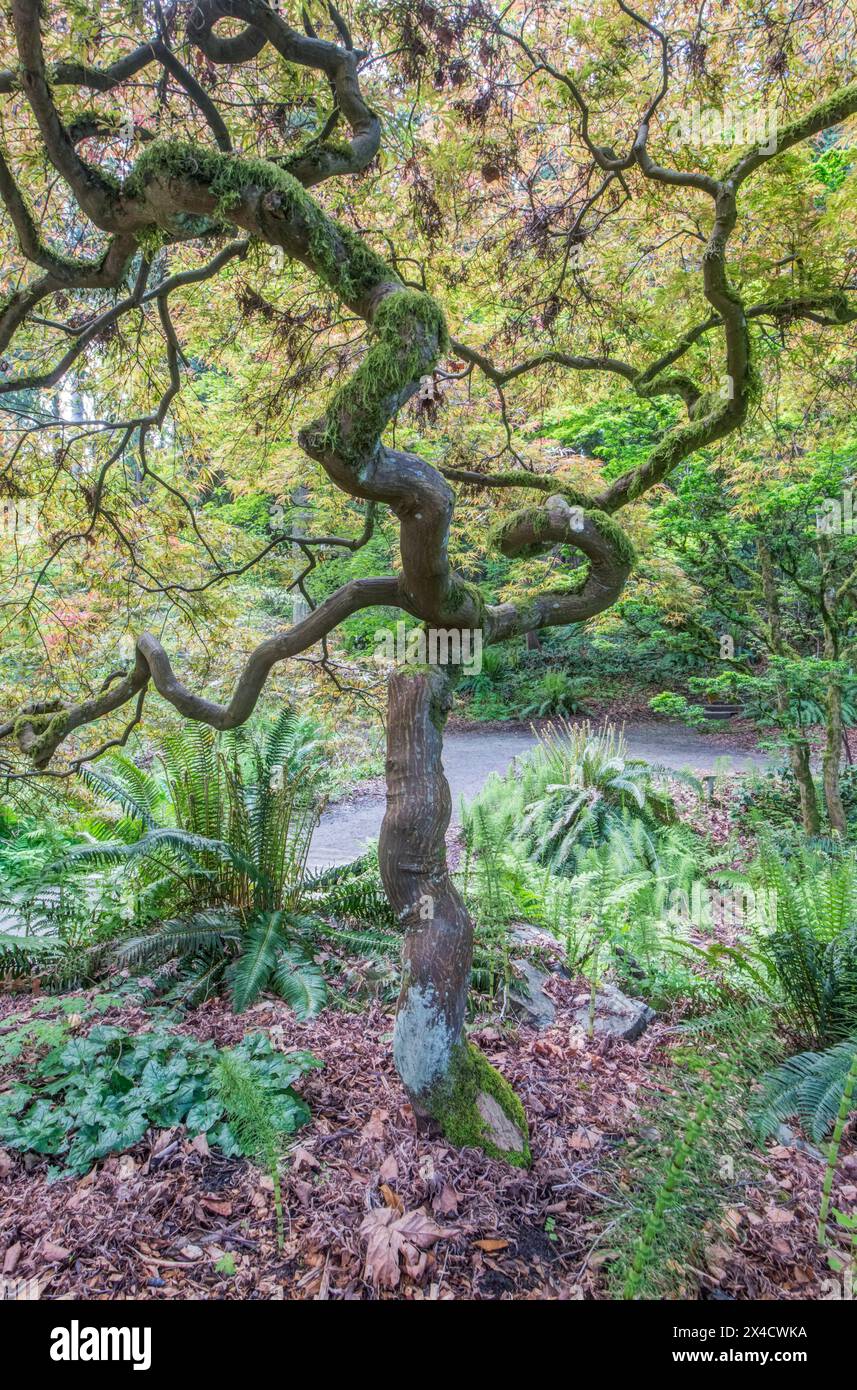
<box><xmin>223</xmin><ymin>911</ymin><xmax>326</xmax><ymax>1015</ymax></box>
<box><xmin>115</xmin><ymin>909</ymin><xmax>241</xmax><ymax>968</ymax></box>
<box><xmin>226</xmin><ymin>913</ymin><xmax>288</xmax><ymax>1013</ymax></box>
<box><xmin>304</xmin><ymin>851</ymin><xmax>397</xmax><ymax>927</ymax></box>
<box><xmin>79</xmin><ymin>756</ymin><xmax>164</xmax><ymax>828</ymax></box>
<box><xmin>0</xmin><ymin>932</ymin><xmax>64</xmax><ymax>980</ymax></box>
<box><xmin>468</xmin><ymin>722</ymin><xmax>681</xmax><ymax>877</ymax></box>
<box><xmin>309</xmin><ymin>922</ymin><xmax>400</xmax><ymax>970</ymax></box>
<box><xmin>217</xmin><ymin>1051</ymin><xmax>287</xmax><ymax>1248</ymax></box>
<box><xmin>270</xmin><ymin>944</ymin><xmax>328</xmax><ymax>1017</ymax></box>
<box><xmin>753</xmin><ymin>1037</ymin><xmax>857</xmax><ymax>1142</ymax></box>
<box><xmin>58</xmin><ymin>827</ymin><xmax>262</xmax><ymax>881</ymax></box>
<box><xmin>57</xmin><ymin>711</ymin><xmax>330</xmax><ymax>1014</ymax></box>
<box><xmin>738</xmin><ymin>845</ymin><xmax>857</xmax><ymax>1047</ymax></box>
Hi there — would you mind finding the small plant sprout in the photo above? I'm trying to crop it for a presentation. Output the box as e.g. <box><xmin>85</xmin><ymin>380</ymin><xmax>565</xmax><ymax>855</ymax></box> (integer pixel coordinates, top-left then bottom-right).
<box><xmin>817</xmin><ymin>1050</ymin><xmax>857</xmax><ymax>1248</ymax></box>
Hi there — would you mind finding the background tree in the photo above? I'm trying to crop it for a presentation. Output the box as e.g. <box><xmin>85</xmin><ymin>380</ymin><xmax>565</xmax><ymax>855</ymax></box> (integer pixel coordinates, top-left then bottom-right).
<box><xmin>1</xmin><ymin>0</ymin><xmax>856</xmax><ymax>1159</ymax></box>
<box><xmin>639</xmin><ymin>421</ymin><xmax>857</xmax><ymax>835</ymax></box>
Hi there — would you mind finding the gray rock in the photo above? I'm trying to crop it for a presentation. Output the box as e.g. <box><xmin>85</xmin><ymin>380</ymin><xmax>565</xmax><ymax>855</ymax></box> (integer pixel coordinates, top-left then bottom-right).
<box><xmin>774</xmin><ymin>1123</ymin><xmax>825</xmax><ymax>1162</ymax></box>
<box><xmin>475</xmin><ymin>1092</ymin><xmax>527</xmax><ymax>1153</ymax></box>
<box><xmin>508</xmin><ymin>959</ymin><xmax>557</xmax><ymax>1030</ymax></box>
<box><xmin>509</xmin><ymin>924</ymin><xmax>571</xmax><ymax>978</ymax></box>
<box><xmin>571</xmin><ymin>982</ymin><xmax>655</xmax><ymax>1042</ymax></box>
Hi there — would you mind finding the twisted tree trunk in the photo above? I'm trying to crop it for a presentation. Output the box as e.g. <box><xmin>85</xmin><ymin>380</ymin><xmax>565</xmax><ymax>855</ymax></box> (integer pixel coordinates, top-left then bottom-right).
<box><xmin>378</xmin><ymin>666</ymin><xmax>530</xmax><ymax>1165</ymax></box>
<box><xmin>18</xmin><ymin>0</ymin><xmax>855</xmax><ymax>1164</ymax></box>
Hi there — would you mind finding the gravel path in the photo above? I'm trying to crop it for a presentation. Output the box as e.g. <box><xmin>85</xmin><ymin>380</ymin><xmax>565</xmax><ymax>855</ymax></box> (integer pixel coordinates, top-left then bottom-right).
<box><xmin>308</xmin><ymin>721</ymin><xmax>767</xmax><ymax>868</ymax></box>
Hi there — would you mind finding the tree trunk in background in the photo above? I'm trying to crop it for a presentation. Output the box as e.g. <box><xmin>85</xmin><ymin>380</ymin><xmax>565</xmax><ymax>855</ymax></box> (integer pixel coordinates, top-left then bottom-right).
<box><xmin>757</xmin><ymin>540</ymin><xmax>821</xmax><ymax>836</ymax></box>
<box><xmin>791</xmin><ymin>740</ymin><xmax>822</xmax><ymax>837</ymax></box>
<box><xmin>822</xmin><ymin>656</ymin><xmax>847</xmax><ymax>836</ymax></box>
<box><xmin>378</xmin><ymin>665</ymin><xmax>530</xmax><ymax>1165</ymax></box>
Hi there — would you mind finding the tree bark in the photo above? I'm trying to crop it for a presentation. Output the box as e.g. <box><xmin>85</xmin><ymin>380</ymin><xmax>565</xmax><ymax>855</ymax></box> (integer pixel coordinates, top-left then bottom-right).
<box><xmin>822</xmin><ymin>633</ymin><xmax>848</xmax><ymax>836</ymax></box>
<box><xmin>757</xmin><ymin>539</ymin><xmax>821</xmax><ymax>835</ymax></box>
<box><xmin>791</xmin><ymin>740</ymin><xmax>822</xmax><ymax>837</ymax></box>
<box><xmin>378</xmin><ymin>665</ymin><xmax>530</xmax><ymax>1165</ymax></box>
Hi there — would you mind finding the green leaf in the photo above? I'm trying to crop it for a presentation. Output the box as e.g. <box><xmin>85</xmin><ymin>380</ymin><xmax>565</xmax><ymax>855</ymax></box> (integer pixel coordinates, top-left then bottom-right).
<box><xmin>186</xmin><ymin>1096</ymin><xmax>225</xmax><ymax>1134</ymax></box>
<box><xmin>269</xmin><ymin>947</ymin><xmax>327</xmax><ymax>1019</ymax></box>
<box><xmin>226</xmin><ymin>911</ymin><xmax>289</xmax><ymax>1012</ymax></box>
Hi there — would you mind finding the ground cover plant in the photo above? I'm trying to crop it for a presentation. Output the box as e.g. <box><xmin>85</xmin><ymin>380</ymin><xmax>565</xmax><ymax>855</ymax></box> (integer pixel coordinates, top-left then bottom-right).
<box><xmin>0</xmin><ymin>997</ymin><xmax>320</xmax><ymax>1179</ymax></box>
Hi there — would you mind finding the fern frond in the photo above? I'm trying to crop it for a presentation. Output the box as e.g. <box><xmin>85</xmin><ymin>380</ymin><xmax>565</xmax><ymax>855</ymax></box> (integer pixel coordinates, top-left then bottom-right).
<box><xmin>114</xmin><ymin>910</ymin><xmax>240</xmax><ymax>967</ymax></box>
<box><xmin>80</xmin><ymin>755</ymin><xmax>164</xmax><ymax>828</ymax></box>
<box><xmin>269</xmin><ymin>946</ymin><xmax>327</xmax><ymax>1019</ymax></box>
<box><xmin>0</xmin><ymin>932</ymin><xmax>62</xmax><ymax>979</ymax></box>
<box><xmin>168</xmin><ymin>955</ymin><xmax>227</xmax><ymax>1008</ymax></box>
<box><xmin>304</xmin><ymin>852</ymin><xmax>396</xmax><ymax>927</ymax></box>
<box><xmin>226</xmin><ymin>910</ymin><xmax>290</xmax><ymax>1012</ymax></box>
<box><xmin>56</xmin><ymin>827</ymin><xmax>263</xmax><ymax>883</ymax></box>
<box><xmin>310</xmin><ymin>921</ymin><xmax>399</xmax><ymax>956</ymax></box>
<box><xmin>753</xmin><ymin>1038</ymin><xmax>857</xmax><ymax>1142</ymax></box>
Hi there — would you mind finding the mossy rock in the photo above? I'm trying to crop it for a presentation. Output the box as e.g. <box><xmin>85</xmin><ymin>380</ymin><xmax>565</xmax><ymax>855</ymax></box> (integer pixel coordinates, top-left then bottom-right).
<box><xmin>424</xmin><ymin>1041</ymin><xmax>531</xmax><ymax>1167</ymax></box>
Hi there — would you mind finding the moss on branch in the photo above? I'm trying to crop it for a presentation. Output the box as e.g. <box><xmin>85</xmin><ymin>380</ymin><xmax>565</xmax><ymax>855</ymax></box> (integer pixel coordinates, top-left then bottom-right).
<box><xmin>490</xmin><ymin>505</ymin><xmax>636</xmax><ymax>567</ymax></box>
<box><xmin>589</xmin><ymin>509</ymin><xmax>637</xmax><ymax>566</ymax></box>
<box><xmin>313</xmin><ymin>287</ymin><xmax>448</xmax><ymax>466</ymax></box>
<box><xmin>12</xmin><ymin>708</ymin><xmax>68</xmax><ymax>760</ymax></box>
<box><xmin>123</xmin><ymin>140</ymin><xmax>392</xmax><ymax>304</ymax></box>
<box><xmin>489</xmin><ymin>506</ymin><xmax>555</xmax><ymax>557</ymax></box>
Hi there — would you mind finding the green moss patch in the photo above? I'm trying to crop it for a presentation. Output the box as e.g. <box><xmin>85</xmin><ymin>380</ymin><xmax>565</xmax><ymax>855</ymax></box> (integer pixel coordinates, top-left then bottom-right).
<box><xmin>313</xmin><ymin>287</ymin><xmax>448</xmax><ymax>466</ymax></box>
<box><xmin>124</xmin><ymin>140</ymin><xmax>392</xmax><ymax>305</ymax></box>
<box><xmin>425</xmin><ymin>1040</ymin><xmax>531</xmax><ymax>1167</ymax></box>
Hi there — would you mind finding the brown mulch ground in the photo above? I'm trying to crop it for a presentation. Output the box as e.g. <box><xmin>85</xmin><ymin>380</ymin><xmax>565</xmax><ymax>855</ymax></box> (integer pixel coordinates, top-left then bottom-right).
<box><xmin>1</xmin><ymin>981</ymin><xmax>853</xmax><ymax>1301</ymax></box>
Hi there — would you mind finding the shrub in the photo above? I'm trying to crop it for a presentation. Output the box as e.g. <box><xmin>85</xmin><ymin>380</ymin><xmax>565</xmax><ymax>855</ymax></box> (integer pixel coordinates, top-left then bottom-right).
<box><xmin>649</xmin><ymin>692</ymin><xmax>710</xmax><ymax>729</ymax></box>
<box><xmin>470</xmin><ymin>722</ymin><xmax>681</xmax><ymax>876</ymax></box>
<box><xmin>746</xmin><ymin>846</ymin><xmax>857</xmax><ymax>1049</ymax></box>
<box><xmin>521</xmin><ymin>671</ymin><xmax>590</xmax><ymax>718</ymax></box>
<box><xmin>0</xmin><ymin>804</ymin><xmax>129</xmax><ymax>987</ymax></box>
<box><xmin>56</xmin><ymin>710</ymin><xmax>330</xmax><ymax>1013</ymax></box>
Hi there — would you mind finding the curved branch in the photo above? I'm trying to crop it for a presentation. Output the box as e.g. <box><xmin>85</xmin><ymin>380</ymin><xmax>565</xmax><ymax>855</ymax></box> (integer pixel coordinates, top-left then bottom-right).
<box><xmin>449</xmin><ymin>337</ymin><xmax>637</xmax><ymax>387</ymax></box>
<box><xmin>0</xmin><ymin>240</ymin><xmax>249</xmax><ymax>393</ymax></box>
<box><xmin>488</xmin><ymin>494</ymin><xmax>635</xmax><ymax>640</ymax></box>
<box><xmin>0</xmin><ymin>576</ymin><xmax>403</xmax><ymax>767</ymax></box>
<box><xmin>187</xmin><ymin>0</ymin><xmax>380</xmax><ymax>183</ymax></box>
<box><xmin>11</xmin><ymin>0</ymin><xmax>123</xmax><ymax>228</ymax></box>
<box><xmin>155</xmin><ymin>42</ymin><xmax>233</xmax><ymax>152</ymax></box>
<box><xmin>724</xmin><ymin>84</ymin><xmax>857</xmax><ymax>188</ymax></box>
